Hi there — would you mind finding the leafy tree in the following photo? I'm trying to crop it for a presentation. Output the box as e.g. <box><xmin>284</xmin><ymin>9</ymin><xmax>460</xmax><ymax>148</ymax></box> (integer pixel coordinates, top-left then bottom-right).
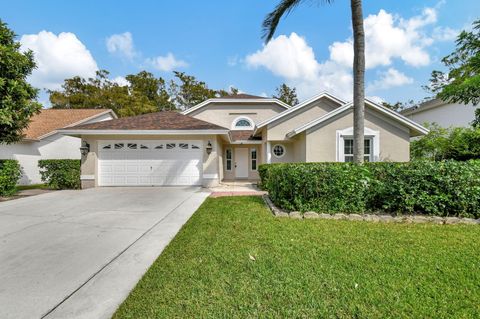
<box><xmin>168</xmin><ymin>71</ymin><xmax>217</xmax><ymax>110</ymax></box>
<box><xmin>381</xmin><ymin>100</ymin><xmax>416</xmax><ymax>113</ymax></box>
<box><xmin>0</xmin><ymin>20</ymin><xmax>41</xmax><ymax>144</ymax></box>
<box><xmin>411</xmin><ymin>123</ymin><xmax>450</xmax><ymax>161</ymax></box>
<box><xmin>49</xmin><ymin>70</ymin><xmax>174</xmax><ymax>117</ymax></box>
<box><xmin>411</xmin><ymin>123</ymin><xmax>480</xmax><ymax>161</ymax></box>
<box><xmin>273</xmin><ymin>83</ymin><xmax>299</xmax><ymax>105</ymax></box>
<box><xmin>263</xmin><ymin>0</ymin><xmax>366</xmax><ymax>163</ymax></box>
<box><xmin>217</xmin><ymin>86</ymin><xmax>240</xmax><ymax>98</ymax></box>
<box><xmin>426</xmin><ymin>20</ymin><xmax>480</xmax><ymax>126</ymax></box>
<box><xmin>125</xmin><ymin>71</ymin><xmax>174</xmax><ymax>111</ymax></box>
<box><xmin>445</xmin><ymin>126</ymin><xmax>480</xmax><ymax>160</ymax></box>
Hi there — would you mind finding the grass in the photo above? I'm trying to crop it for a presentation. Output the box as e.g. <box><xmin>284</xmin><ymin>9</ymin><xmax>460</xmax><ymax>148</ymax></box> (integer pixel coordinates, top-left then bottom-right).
<box><xmin>113</xmin><ymin>196</ymin><xmax>480</xmax><ymax>318</ymax></box>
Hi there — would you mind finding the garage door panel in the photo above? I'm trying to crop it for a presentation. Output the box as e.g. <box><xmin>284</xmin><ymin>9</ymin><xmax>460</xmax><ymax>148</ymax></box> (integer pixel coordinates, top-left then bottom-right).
<box><xmin>98</xmin><ymin>140</ymin><xmax>203</xmax><ymax>186</ymax></box>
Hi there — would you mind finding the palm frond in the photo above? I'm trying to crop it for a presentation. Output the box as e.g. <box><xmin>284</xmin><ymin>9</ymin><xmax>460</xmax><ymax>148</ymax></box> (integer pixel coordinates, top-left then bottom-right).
<box><xmin>262</xmin><ymin>0</ymin><xmax>334</xmax><ymax>43</ymax></box>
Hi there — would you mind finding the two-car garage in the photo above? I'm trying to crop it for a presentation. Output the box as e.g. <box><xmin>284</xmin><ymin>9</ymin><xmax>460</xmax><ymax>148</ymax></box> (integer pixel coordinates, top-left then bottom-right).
<box><xmin>98</xmin><ymin>140</ymin><xmax>203</xmax><ymax>186</ymax></box>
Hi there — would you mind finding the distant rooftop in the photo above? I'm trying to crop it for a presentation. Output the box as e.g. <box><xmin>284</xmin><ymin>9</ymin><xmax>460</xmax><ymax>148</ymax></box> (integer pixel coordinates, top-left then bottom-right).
<box><xmin>220</xmin><ymin>93</ymin><xmax>267</xmax><ymax>99</ymax></box>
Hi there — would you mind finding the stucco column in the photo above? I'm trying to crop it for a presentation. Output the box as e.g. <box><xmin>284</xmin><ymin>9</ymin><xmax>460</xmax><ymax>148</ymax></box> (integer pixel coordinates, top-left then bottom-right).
<box><xmin>266</xmin><ymin>141</ymin><xmax>272</xmax><ymax>164</ymax></box>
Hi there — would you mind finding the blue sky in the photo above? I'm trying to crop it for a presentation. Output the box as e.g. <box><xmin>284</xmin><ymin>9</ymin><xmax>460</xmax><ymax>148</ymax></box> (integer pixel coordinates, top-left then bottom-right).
<box><xmin>3</xmin><ymin>0</ymin><xmax>479</xmax><ymax>106</ymax></box>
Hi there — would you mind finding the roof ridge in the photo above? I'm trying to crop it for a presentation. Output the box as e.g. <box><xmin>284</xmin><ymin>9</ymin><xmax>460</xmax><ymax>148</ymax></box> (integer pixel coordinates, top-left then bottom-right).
<box><xmin>65</xmin><ymin>110</ymin><xmax>228</xmax><ymax>131</ymax></box>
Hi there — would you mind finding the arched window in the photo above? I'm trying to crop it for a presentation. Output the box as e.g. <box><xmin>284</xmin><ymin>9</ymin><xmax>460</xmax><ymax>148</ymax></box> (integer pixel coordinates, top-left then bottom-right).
<box><xmin>231</xmin><ymin>116</ymin><xmax>254</xmax><ymax>130</ymax></box>
<box><xmin>235</xmin><ymin>119</ymin><xmax>251</xmax><ymax>127</ymax></box>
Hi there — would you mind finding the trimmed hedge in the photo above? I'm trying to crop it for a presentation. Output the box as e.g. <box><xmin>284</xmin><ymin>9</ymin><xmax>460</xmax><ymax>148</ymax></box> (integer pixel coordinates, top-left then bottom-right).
<box><xmin>0</xmin><ymin>160</ymin><xmax>22</xmax><ymax>196</ymax></box>
<box><xmin>38</xmin><ymin>159</ymin><xmax>81</xmax><ymax>189</ymax></box>
<box><xmin>259</xmin><ymin>161</ymin><xmax>480</xmax><ymax>218</ymax></box>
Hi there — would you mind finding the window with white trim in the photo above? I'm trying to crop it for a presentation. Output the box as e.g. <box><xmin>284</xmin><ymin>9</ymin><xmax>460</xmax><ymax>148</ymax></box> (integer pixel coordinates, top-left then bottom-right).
<box><xmin>251</xmin><ymin>148</ymin><xmax>257</xmax><ymax>171</ymax></box>
<box><xmin>343</xmin><ymin>138</ymin><xmax>373</xmax><ymax>162</ymax></box>
<box><xmin>272</xmin><ymin>144</ymin><xmax>285</xmax><ymax>158</ymax></box>
<box><xmin>226</xmin><ymin>148</ymin><xmax>232</xmax><ymax>171</ymax></box>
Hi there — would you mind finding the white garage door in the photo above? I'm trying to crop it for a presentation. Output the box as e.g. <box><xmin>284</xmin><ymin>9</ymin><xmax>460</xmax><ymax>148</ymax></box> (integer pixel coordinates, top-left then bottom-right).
<box><xmin>98</xmin><ymin>140</ymin><xmax>203</xmax><ymax>186</ymax></box>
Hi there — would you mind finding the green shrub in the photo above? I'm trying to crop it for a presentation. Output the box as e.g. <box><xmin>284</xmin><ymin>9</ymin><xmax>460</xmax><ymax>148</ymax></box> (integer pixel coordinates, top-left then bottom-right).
<box><xmin>0</xmin><ymin>160</ymin><xmax>21</xmax><ymax>196</ymax></box>
<box><xmin>260</xmin><ymin>163</ymin><xmax>372</xmax><ymax>213</ymax></box>
<box><xmin>260</xmin><ymin>161</ymin><xmax>480</xmax><ymax>218</ymax></box>
<box><xmin>38</xmin><ymin>159</ymin><xmax>81</xmax><ymax>189</ymax></box>
<box><xmin>411</xmin><ymin>124</ymin><xmax>480</xmax><ymax>161</ymax></box>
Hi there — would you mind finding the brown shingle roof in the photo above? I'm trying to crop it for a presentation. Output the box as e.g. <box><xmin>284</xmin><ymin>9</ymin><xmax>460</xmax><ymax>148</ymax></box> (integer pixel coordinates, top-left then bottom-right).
<box><xmin>67</xmin><ymin>111</ymin><xmax>228</xmax><ymax>131</ymax></box>
<box><xmin>229</xmin><ymin>130</ymin><xmax>261</xmax><ymax>141</ymax></box>
<box><xmin>23</xmin><ymin>109</ymin><xmax>112</xmax><ymax>140</ymax></box>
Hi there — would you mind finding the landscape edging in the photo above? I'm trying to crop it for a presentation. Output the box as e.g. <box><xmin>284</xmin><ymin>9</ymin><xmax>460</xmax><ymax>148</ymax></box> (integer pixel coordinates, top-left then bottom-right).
<box><xmin>262</xmin><ymin>195</ymin><xmax>480</xmax><ymax>225</ymax></box>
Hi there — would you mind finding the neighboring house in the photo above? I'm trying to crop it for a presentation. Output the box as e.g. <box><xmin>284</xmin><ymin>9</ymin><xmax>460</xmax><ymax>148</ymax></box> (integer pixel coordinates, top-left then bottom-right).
<box><xmin>401</xmin><ymin>98</ymin><xmax>479</xmax><ymax>128</ymax></box>
<box><xmin>60</xmin><ymin>92</ymin><xmax>428</xmax><ymax>188</ymax></box>
<box><xmin>0</xmin><ymin>109</ymin><xmax>116</xmax><ymax>185</ymax></box>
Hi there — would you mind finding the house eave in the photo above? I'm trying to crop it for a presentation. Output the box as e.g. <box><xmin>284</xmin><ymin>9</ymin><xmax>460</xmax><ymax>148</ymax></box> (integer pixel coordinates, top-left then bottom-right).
<box><xmin>254</xmin><ymin>91</ymin><xmax>347</xmax><ymax>134</ymax></box>
<box><xmin>58</xmin><ymin>129</ymin><xmax>230</xmax><ymax>136</ymax></box>
<box><xmin>286</xmin><ymin>99</ymin><xmax>429</xmax><ymax>138</ymax></box>
<box><xmin>182</xmin><ymin>98</ymin><xmax>290</xmax><ymax>115</ymax></box>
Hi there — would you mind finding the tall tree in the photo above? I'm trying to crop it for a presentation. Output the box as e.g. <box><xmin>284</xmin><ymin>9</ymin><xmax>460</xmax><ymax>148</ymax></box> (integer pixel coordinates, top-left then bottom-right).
<box><xmin>273</xmin><ymin>83</ymin><xmax>299</xmax><ymax>105</ymax></box>
<box><xmin>168</xmin><ymin>71</ymin><xmax>218</xmax><ymax>110</ymax></box>
<box><xmin>49</xmin><ymin>70</ymin><xmax>174</xmax><ymax>117</ymax></box>
<box><xmin>426</xmin><ymin>20</ymin><xmax>480</xmax><ymax>127</ymax></box>
<box><xmin>262</xmin><ymin>0</ymin><xmax>366</xmax><ymax>163</ymax></box>
<box><xmin>0</xmin><ymin>20</ymin><xmax>41</xmax><ymax>144</ymax></box>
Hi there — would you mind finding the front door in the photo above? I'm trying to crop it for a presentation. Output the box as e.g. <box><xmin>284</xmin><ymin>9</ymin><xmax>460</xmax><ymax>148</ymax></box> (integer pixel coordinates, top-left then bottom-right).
<box><xmin>235</xmin><ymin>148</ymin><xmax>248</xmax><ymax>178</ymax></box>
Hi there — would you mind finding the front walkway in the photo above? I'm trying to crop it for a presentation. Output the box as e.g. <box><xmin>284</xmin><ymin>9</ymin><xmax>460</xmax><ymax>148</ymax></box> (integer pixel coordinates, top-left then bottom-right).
<box><xmin>209</xmin><ymin>181</ymin><xmax>266</xmax><ymax>197</ymax></box>
<box><xmin>0</xmin><ymin>187</ymin><xmax>209</xmax><ymax>319</ymax></box>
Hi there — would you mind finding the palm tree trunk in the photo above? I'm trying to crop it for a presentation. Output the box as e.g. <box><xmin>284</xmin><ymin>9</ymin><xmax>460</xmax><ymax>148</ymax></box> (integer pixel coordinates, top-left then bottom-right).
<box><xmin>351</xmin><ymin>0</ymin><xmax>365</xmax><ymax>163</ymax></box>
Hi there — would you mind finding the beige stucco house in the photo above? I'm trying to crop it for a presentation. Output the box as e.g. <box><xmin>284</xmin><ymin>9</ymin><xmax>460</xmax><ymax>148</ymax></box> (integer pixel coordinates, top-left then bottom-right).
<box><xmin>60</xmin><ymin>92</ymin><xmax>428</xmax><ymax>188</ymax></box>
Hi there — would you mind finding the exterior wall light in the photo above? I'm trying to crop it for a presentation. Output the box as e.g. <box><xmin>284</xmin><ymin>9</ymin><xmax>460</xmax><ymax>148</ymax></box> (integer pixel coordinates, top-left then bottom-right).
<box><xmin>206</xmin><ymin>141</ymin><xmax>213</xmax><ymax>155</ymax></box>
<box><xmin>80</xmin><ymin>141</ymin><xmax>90</xmax><ymax>156</ymax></box>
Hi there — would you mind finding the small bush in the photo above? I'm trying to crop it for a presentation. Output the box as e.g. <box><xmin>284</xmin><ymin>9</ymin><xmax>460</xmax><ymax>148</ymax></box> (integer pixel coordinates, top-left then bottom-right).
<box><xmin>38</xmin><ymin>159</ymin><xmax>81</xmax><ymax>189</ymax></box>
<box><xmin>259</xmin><ymin>161</ymin><xmax>480</xmax><ymax>218</ymax></box>
<box><xmin>0</xmin><ymin>160</ymin><xmax>22</xmax><ymax>196</ymax></box>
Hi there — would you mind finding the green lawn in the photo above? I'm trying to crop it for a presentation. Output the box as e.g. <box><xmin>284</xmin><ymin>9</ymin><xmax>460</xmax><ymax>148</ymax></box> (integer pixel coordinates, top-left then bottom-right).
<box><xmin>114</xmin><ymin>196</ymin><xmax>480</xmax><ymax>319</ymax></box>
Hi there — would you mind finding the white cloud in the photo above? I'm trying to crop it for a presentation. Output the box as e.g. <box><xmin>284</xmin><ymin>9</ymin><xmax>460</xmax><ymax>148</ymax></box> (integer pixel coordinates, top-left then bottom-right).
<box><xmin>245</xmin><ymin>32</ymin><xmax>352</xmax><ymax>99</ymax></box>
<box><xmin>111</xmin><ymin>76</ymin><xmax>129</xmax><ymax>86</ymax></box>
<box><xmin>244</xmin><ymin>6</ymin><xmax>455</xmax><ymax>100</ymax></box>
<box><xmin>432</xmin><ymin>26</ymin><xmax>458</xmax><ymax>41</ymax></box>
<box><xmin>246</xmin><ymin>33</ymin><xmax>319</xmax><ymax>81</ymax></box>
<box><xmin>20</xmin><ymin>31</ymin><xmax>98</xmax><ymax>90</ymax></box>
<box><xmin>330</xmin><ymin>8</ymin><xmax>438</xmax><ymax>69</ymax></box>
<box><xmin>368</xmin><ymin>68</ymin><xmax>414</xmax><ymax>91</ymax></box>
<box><xmin>106</xmin><ymin>32</ymin><xmax>136</xmax><ymax>59</ymax></box>
<box><xmin>146</xmin><ymin>53</ymin><xmax>188</xmax><ymax>72</ymax></box>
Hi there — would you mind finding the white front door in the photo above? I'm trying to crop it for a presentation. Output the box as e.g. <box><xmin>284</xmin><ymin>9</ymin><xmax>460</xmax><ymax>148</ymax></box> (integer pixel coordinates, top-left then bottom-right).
<box><xmin>235</xmin><ymin>148</ymin><xmax>248</xmax><ymax>178</ymax></box>
<box><xmin>98</xmin><ymin>140</ymin><xmax>203</xmax><ymax>186</ymax></box>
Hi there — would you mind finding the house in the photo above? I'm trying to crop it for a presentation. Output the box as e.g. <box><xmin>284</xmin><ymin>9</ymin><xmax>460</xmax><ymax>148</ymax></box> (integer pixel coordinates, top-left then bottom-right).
<box><xmin>0</xmin><ymin>109</ymin><xmax>116</xmax><ymax>185</ymax></box>
<box><xmin>401</xmin><ymin>98</ymin><xmax>479</xmax><ymax>128</ymax></box>
<box><xmin>59</xmin><ymin>92</ymin><xmax>428</xmax><ymax>188</ymax></box>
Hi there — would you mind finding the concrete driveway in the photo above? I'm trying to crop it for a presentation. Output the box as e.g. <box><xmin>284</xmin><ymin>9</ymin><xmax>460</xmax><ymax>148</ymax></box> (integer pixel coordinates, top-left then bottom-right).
<box><xmin>0</xmin><ymin>187</ymin><xmax>209</xmax><ymax>319</ymax></box>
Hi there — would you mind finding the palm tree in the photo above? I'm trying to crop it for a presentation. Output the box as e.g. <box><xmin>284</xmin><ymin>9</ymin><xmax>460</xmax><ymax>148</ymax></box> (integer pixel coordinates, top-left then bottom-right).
<box><xmin>263</xmin><ymin>0</ymin><xmax>365</xmax><ymax>163</ymax></box>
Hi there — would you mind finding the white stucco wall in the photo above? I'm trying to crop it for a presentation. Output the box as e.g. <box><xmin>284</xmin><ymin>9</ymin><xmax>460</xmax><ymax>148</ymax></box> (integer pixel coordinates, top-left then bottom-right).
<box><xmin>0</xmin><ymin>134</ymin><xmax>82</xmax><ymax>185</ymax></box>
<box><xmin>0</xmin><ymin>112</ymin><xmax>114</xmax><ymax>185</ymax></box>
<box><xmin>404</xmin><ymin>102</ymin><xmax>478</xmax><ymax>128</ymax></box>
